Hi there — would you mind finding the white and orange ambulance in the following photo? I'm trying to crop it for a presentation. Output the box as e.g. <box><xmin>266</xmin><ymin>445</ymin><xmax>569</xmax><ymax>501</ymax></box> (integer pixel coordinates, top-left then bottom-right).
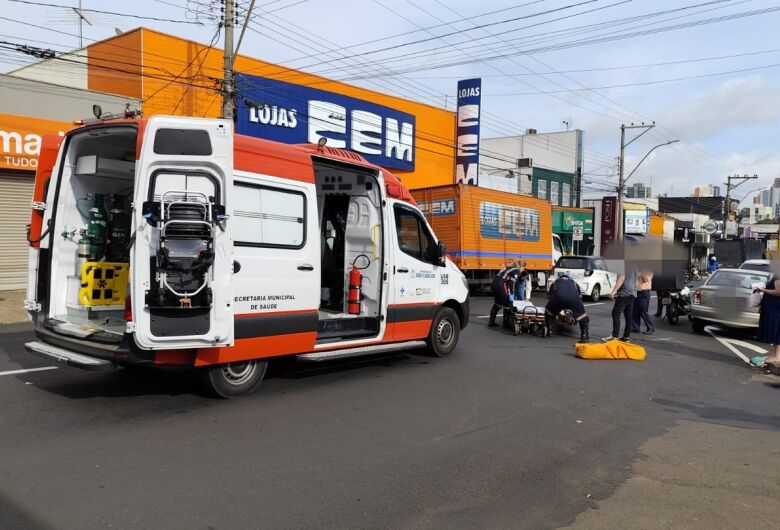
<box><xmin>24</xmin><ymin>115</ymin><xmax>469</xmax><ymax>397</ymax></box>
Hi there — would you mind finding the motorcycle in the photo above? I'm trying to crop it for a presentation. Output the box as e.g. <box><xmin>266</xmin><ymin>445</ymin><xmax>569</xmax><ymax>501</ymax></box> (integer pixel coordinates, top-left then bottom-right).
<box><xmin>661</xmin><ymin>286</ymin><xmax>692</xmax><ymax>325</ymax></box>
<box><xmin>685</xmin><ymin>265</ymin><xmax>701</xmax><ymax>282</ymax></box>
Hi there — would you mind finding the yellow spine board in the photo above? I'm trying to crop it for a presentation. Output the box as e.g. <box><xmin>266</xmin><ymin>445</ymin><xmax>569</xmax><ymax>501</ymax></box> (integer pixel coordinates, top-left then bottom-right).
<box><xmin>79</xmin><ymin>262</ymin><xmax>129</xmax><ymax>307</ymax></box>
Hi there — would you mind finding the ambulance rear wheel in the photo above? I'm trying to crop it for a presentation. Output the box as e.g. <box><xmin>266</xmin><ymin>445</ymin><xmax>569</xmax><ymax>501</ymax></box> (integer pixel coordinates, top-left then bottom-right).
<box><xmin>200</xmin><ymin>359</ymin><xmax>268</xmax><ymax>398</ymax></box>
<box><xmin>427</xmin><ymin>307</ymin><xmax>460</xmax><ymax>357</ymax></box>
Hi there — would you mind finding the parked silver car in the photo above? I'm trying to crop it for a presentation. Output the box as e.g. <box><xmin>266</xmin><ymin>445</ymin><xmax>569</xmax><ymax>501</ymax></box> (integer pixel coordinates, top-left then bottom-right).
<box><xmin>691</xmin><ymin>268</ymin><xmax>771</xmax><ymax>332</ymax></box>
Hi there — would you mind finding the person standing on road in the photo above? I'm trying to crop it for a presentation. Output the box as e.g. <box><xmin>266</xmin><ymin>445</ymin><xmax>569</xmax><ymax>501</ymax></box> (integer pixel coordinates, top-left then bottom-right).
<box><xmin>488</xmin><ymin>261</ymin><xmax>520</xmax><ymax>328</ymax></box>
<box><xmin>756</xmin><ymin>263</ymin><xmax>780</xmax><ymax>367</ymax></box>
<box><xmin>545</xmin><ymin>275</ymin><xmax>590</xmax><ymax>342</ymax></box>
<box><xmin>708</xmin><ymin>255</ymin><xmax>718</xmax><ymax>274</ymax></box>
<box><xmin>515</xmin><ymin>260</ymin><xmax>530</xmax><ymax>301</ymax></box>
<box><xmin>603</xmin><ymin>266</ymin><xmax>638</xmax><ymax>342</ymax></box>
<box><xmin>632</xmin><ymin>269</ymin><xmax>655</xmax><ymax>335</ymax></box>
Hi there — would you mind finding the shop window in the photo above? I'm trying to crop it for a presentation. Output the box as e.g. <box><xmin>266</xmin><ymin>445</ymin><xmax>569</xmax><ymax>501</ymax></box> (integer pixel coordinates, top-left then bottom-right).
<box><xmin>551</xmin><ymin>181</ymin><xmax>560</xmax><ymax>206</ymax></box>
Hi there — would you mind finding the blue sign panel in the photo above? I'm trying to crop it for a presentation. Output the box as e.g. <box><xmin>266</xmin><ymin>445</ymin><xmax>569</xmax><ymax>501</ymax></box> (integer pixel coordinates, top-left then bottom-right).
<box><xmin>455</xmin><ymin>78</ymin><xmax>482</xmax><ymax>185</ymax></box>
<box><xmin>479</xmin><ymin>202</ymin><xmax>540</xmax><ymax>241</ymax></box>
<box><xmin>235</xmin><ymin>73</ymin><xmax>415</xmax><ymax>171</ymax></box>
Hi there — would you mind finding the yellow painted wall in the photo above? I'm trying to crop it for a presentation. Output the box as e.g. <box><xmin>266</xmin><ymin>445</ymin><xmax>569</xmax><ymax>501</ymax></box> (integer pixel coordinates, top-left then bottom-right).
<box><xmin>86</xmin><ymin>28</ymin><xmax>455</xmax><ymax>188</ymax></box>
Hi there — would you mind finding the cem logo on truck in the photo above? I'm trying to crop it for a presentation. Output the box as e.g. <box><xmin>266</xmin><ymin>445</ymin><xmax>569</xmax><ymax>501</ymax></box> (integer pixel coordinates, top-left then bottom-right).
<box><xmin>419</xmin><ymin>199</ymin><xmax>456</xmax><ymax>217</ymax></box>
<box><xmin>236</xmin><ymin>74</ymin><xmax>415</xmax><ymax>171</ymax></box>
<box><xmin>479</xmin><ymin>202</ymin><xmax>540</xmax><ymax>241</ymax></box>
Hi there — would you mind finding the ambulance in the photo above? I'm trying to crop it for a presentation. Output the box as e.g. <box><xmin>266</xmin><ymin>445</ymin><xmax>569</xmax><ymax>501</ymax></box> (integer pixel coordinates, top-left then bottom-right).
<box><xmin>24</xmin><ymin>115</ymin><xmax>469</xmax><ymax>398</ymax></box>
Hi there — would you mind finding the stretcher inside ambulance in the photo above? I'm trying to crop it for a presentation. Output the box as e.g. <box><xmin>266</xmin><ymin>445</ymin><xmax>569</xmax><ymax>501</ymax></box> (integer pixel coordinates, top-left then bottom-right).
<box><xmin>25</xmin><ymin>116</ymin><xmax>469</xmax><ymax>397</ymax></box>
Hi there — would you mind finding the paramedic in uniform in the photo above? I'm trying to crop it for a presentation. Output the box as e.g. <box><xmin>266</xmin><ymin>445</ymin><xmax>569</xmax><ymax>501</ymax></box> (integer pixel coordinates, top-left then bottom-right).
<box><xmin>545</xmin><ymin>274</ymin><xmax>590</xmax><ymax>342</ymax></box>
<box><xmin>488</xmin><ymin>261</ymin><xmax>521</xmax><ymax>328</ymax></box>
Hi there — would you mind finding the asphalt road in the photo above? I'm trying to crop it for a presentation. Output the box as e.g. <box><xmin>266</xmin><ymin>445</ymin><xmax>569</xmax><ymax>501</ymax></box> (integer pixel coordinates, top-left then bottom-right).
<box><xmin>0</xmin><ymin>297</ymin><xmax>778</xmax><ymax>530</ymax></box>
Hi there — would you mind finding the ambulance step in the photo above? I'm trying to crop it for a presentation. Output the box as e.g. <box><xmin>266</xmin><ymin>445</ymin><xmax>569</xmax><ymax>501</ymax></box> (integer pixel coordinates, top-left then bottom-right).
<box><xmin>297</xmin><ymin>340</ymin><xmax>427</xmax><ymax>362</ymax></box>
<box><xmin>24</xmin><ymin>341</ymin><xmax>115</xmax><ymax>371</ymax></box>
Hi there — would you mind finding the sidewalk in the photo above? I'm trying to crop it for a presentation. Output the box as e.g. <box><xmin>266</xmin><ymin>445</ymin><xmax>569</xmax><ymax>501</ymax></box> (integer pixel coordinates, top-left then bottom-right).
<box><xmin>0</xmin><ymin>290</ymin><xmax>29</xmax><ymax>324</ymax></box>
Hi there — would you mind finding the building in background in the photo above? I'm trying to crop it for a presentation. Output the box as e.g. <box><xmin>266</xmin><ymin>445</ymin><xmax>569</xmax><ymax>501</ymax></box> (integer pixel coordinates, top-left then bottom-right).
<box><xmin>693</xmin><ymin>184</ymin><xmax>722</xmax><ymax>197</ymax></box>
<box><xmin>750</xmin><ymin>205</ymin><xmax>775</xmax><ymax>224</ymax></box>
<box><xmin>480</xmin><ymin>129</ymin><xmax>583</xmax><ymax>207</ymax></box>
<box><xmin>552</xmin><ymin>206</ymin><xmax>594</xmax><ymax>255</ymax></box>
<box><xmin>626</xmin><ymin>181</ymin><xmax>652</xmax><ymax>198</ymax></box>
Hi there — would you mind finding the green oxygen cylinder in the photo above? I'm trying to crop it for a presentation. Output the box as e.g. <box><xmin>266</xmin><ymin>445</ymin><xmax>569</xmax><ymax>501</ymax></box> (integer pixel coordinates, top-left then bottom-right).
<box><xmin>77</xmin><ymin>229</ymin><xmax>90</xmax><ymax>275</ymax></box>
<box><xmin>87</xmin><ymin>207</ymin><xmax>106</xmax><ymax>261</ymax></box>
<box><xmin>107</xmin><ymin>207</ymin><xmax>130</xmax><ymax>262</ymax></box>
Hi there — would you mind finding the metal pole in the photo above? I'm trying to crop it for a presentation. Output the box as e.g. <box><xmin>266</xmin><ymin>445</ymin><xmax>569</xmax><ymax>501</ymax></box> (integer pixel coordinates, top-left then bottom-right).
<box><xmin>724</xmin><ymin>175</ymin><xmax>731</xmax><ymax>239</ymax></box>
<box><xmin>222</xmin><ymin>0</ymin><xmax>235</xmax><ymax>120</ymax></box>
<box><xmin>617</xmin><ymin>124</ymin><xmax>626</xmax><ymax>243</ymax></box>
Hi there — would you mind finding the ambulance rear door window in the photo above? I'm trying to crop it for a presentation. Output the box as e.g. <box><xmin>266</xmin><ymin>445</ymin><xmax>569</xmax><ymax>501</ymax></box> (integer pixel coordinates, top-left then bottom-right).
<box><xmin>153</xmin><ymin>129</ymin><xmax>212</xmax><ymax>156</ymax></box>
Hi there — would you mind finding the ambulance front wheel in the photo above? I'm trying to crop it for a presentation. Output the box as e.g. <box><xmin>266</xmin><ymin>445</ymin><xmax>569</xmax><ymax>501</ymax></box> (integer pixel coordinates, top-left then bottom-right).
<box><xmin>200</xmin><ymin>359</ymin><xmax>268</xmax><ymax>398</ymax></box>
<box><xmin>427</xmin><ymin>307</ymin><xmax>460</xmax><ymax>357</ymax></box>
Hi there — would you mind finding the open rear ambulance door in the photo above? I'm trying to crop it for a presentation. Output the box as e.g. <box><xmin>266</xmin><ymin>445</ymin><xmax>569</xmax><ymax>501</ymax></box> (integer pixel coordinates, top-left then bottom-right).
<box><xmin>132</xmin><ymin>117</ymin><xmax>234</xmax><ymax>349</ymax></box>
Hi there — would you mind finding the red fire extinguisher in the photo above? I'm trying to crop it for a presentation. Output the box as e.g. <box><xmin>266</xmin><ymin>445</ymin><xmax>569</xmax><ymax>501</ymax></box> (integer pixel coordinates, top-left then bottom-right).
<box><xmin>348</xmin><ymin>265</ymin><xmax>362</xmax><ymax>315</ymax></box>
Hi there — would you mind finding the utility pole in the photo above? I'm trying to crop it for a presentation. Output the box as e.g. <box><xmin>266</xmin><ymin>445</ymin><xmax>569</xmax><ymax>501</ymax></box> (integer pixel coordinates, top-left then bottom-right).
<box><xmin>723</xmin><ymin>173</ymin><xmax>758</xmax><ymax>239</ymax></box>
<box><xmin>617</xmin><ymin>123</ymin><xmax>656</xmax><ymax>242</ymax></box>
<box><xmin>222</xmin><ymin>0</ymin><xmax>235</xmax><ymax>120</ymax></box>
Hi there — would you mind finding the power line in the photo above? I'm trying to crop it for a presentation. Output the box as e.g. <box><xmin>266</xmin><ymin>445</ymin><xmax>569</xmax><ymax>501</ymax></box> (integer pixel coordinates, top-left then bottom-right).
<box><xmin>8</xmin><ymin>0</ymin><xmax>204</xmax><ymax>24</ymax></box>
<box><xmin>474</xmin><ymin>63</ymin><xmax>780</xmax><ymax>96</ymax></box>
<box><xmin>299</xmin><ymin>1</ymin><xmax>771</xmax><ymax>79</ymax></box>
<box><xmin>401</xmin><ymin>48</ymin><xmax>780</xmax><ymax>79</ymax></box>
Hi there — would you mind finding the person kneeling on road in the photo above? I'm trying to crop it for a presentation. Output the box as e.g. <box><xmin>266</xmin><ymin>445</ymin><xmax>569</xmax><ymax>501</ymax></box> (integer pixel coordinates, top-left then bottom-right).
<box><xmin>545</xmin><ymin>274</ymin><xmax>590</xmax><ymax>342</ymax></box>
<box><xmin>488</xmin><ymin>261</ymin><xmax>521</xmax><ymax>328</ymax></box>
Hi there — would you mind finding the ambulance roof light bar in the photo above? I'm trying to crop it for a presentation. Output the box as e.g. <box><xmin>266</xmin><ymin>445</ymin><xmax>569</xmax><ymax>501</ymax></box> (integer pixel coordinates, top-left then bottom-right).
<box><xmin>73</xmin><ymin>103</ymin><xmax>142</xmax><ymax>126</ymax></box>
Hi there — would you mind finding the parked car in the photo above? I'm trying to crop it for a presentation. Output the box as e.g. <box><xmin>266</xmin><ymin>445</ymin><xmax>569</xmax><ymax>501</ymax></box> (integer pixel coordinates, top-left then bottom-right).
<box><xmin>739</xmin><ymin>259</ymin><xmax>771</xmax><ymax>273</ymax></box>
<box><xmin>547</xmin><ymin>256</ymin><xmax>617</xmax><ymax>302</ymax></box>
<box><xmin>690</xmin><ymin>268</ymin><xmax>771</xmax><ymax>333</ymax></box>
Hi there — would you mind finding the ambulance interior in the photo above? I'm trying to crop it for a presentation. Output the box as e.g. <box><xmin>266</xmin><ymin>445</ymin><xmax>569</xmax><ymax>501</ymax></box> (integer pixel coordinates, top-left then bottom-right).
<box><xmin>46</xmin><ymin>127</ymin><xmax>137</xmax><ymax>342</ymax></box>
<box><xmin>315</xmin><ymin>160</ymin><xmax>384</xmax><ymax>342</ymax></box>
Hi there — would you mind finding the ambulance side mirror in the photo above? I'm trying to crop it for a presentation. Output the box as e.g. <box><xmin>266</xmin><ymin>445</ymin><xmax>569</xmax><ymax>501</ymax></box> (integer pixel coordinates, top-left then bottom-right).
<box><xmin>436</xmin><ymin>241</ymin><xmax>447</xmax><ymax>266</ymax></box>
<box><xmin>142</xmin><ymin>201</ymin><xmax>160</xmax><ymax>227</ymax></box>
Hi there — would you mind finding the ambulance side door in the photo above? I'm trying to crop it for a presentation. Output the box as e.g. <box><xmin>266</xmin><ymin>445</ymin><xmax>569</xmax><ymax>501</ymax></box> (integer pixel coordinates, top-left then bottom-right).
<box><xmin>388</xmin><ymin>201</ymin><xmax>440</xmax><ymax>340</ymax></box>
<box><xmin>229</xmin><ymin>173</ymin><xmax>319</xmax><ymax>355</ymax></box>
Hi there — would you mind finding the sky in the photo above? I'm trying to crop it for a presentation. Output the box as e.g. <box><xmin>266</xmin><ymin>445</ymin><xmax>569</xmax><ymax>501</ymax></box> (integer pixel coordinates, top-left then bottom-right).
<box><xmin>2</xmin><ymin>0</ymin><xmax>780</xmax><ymax>204</ymax></box>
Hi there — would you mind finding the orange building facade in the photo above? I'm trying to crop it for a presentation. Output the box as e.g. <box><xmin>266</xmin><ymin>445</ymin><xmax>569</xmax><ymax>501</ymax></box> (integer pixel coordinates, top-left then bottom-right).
<box><xmin>86</xmin><ymin>28</ymin><xmax>456</xmax><ymax>189</ymax></box>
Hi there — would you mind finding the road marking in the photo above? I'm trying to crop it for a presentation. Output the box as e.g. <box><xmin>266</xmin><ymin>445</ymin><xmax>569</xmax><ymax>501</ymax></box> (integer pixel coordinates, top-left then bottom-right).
<box><xmin>0</xmin><ymin>366</ymin><xmax>58</xmax><ymax>377</ymax></box>
<box><xmin>704</xmin><ymin>326</ymin><xmax>766</xmax><ymax>364</ymax></box>
<box><xmin>477</xmin><ymin>316</ymin><xmax>490</xmax><ymax>319</ymax></box>
<box><xmin>584</xmin><ymin>302</ymin><xmax>604</xmax><ymax>307</ymax></box>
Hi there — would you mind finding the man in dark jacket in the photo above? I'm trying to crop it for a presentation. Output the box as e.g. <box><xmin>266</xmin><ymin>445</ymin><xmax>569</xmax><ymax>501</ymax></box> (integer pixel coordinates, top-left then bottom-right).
<box><xmin>488</xmin><ymin>262</ymin><xmax>520</xmax><ymax>327</ymax></box>
<box><xmin>545</xmin><ymin>274</ymin><xmax>590</xmax><ymax>342</ymax></box>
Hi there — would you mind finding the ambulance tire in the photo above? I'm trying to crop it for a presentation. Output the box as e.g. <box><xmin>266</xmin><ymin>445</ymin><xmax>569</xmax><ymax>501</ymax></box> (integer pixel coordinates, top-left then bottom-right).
<box><xmin>427</xmin><ymin>307</ymin><xmax>460</xmax><ymax>357</ymax></box>
<box><xmin>200</xmin><ymin>359</ymin><xmax>268</xmax><ymax>398</ymax></box>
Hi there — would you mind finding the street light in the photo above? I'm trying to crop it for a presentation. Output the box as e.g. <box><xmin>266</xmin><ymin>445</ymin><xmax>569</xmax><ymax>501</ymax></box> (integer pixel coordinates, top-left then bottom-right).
<box><xmin>618</xmin><ymin>139</ymin><xmax>679</xmax><ymax>241</ymax></box>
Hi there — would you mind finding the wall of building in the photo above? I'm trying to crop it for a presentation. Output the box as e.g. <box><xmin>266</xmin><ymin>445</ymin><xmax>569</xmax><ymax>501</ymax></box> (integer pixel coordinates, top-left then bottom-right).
<box><xmin>8</xmin><ymin>49</ymin><xmax>89</xmax><ymax>90</ymax></box>
<box><xmin>0</xmin><ymin>76</ymin><xmax>140</xmax><ymax>171</ymax></box>
<box><xmin>481</xmin><ymin>130</ymin><xmax>582</xmax><ymax>206</ymax></box>
<box><xmin>0</xmin><ymin>74</ymin><xmax>138</xmax><ymax>122</ymax></box>
<box><xmin>532</xmin><ymin>167</ymin><xmax>575</xmax><ymax>207</ymax></box>
<box><xmin>83</xmin><ymin>28</ymin><xmax>456</xmax><ymax>188</ymax></box>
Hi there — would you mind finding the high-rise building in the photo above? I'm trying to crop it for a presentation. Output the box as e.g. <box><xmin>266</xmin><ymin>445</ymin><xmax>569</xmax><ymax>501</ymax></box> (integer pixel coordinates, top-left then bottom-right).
<box><xmin>693</xmin><ymin>183</ymin><xmax>721</xmax><ymax>197</ymax></box>
<box><xmin>761</xmin><ymin>189</ymin><xmax>774</xmax><ymax>208</ymax></box>
<box><xmin>626</xmin><ymin>182</ymin><xmax>651</xmax><ymax>198</ymax></box>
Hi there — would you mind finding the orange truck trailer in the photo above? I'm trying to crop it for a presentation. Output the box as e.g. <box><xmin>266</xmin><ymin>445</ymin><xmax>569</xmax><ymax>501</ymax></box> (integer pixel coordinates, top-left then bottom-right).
<box><xmin>412</xmin><ymin>185</ymin><xmax>562</xmax><ymax>291</ymax></box>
